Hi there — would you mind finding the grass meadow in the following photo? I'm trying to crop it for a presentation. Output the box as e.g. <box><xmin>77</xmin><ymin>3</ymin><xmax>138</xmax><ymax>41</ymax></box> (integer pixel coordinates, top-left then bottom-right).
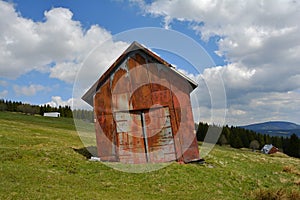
<box><xmin>0</xmin><ymin>112</ymin><xmax>299</xmax><ymax>199</ymax></box>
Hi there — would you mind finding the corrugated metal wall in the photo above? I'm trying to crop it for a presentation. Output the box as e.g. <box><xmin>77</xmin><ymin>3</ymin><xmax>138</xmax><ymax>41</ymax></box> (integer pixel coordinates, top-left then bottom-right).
<box><xmin>94</xmin><ymin>50</ymin><xmax>199</xmax><ymax>163</ymax></box>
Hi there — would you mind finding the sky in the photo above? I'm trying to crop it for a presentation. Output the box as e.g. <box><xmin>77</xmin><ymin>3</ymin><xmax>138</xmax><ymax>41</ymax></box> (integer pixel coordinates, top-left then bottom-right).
<box><xmin>0</xmin><ymin>0</ymin><xmax>299</xmax><ymax>126</ymax></box>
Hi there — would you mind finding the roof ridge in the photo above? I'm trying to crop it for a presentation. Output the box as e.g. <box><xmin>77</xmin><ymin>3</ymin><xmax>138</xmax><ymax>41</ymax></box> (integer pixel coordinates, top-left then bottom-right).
<box><xmin>82</xmin><ymin>41</ymin><xmax>197</xmax><ymax>106</ymax></box>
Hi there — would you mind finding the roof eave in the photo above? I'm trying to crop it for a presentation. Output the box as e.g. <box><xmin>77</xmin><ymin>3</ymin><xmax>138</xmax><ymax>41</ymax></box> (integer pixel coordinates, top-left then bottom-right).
<box><xmin>81</xmin><ymin>41</ymin><xmax>198</xmax><ymax>106</ymax></box>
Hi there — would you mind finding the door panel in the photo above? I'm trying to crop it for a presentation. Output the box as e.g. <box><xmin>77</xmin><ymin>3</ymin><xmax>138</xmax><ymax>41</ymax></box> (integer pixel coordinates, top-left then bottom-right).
<box><xmin>115</xmin><ymin>107</ymin><xmax>176</xmax><ymax>163</ymax></box>
<box><xmin>146</xmin><ymin>107</ymin><xmax>176</xmax><ymax>163</ymax></box>
<box><xmin>115</xmin><ymin>111</ymin><xmax>146</xmax><ymax>163</ymax></box>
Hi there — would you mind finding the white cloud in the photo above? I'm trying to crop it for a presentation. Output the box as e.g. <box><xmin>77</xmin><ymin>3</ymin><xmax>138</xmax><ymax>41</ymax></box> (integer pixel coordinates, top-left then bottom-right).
<box><xmin>0</xmin><ymin>80</ymin><xmax>7</xmax><ymax>87</ymax></box>
<box><xmin>45</xmin><ymin>96</ymin><xmax>91</xmax><ymax>110</ymax></box>
<box><xmin>138</xmin><ymin>0</ymin><xmax>300</xmax><ymax>73</ymax></box>
<box><xmin>49</xmin><ymin>62</ymin><xmax>81</xmax><ymax>84</ymax></box>
<box><xmin>72</xmin><ymin>39</ymin><xmax>129</xmax><ymax>90</ymax></box>
<box><xmin>226</xmin><ymin>91</ymin><xmax>300</xmax><ymax>125</ymax></box>
<box><xmin>1</xmin><ymin>0</ymin><xmax>299</xmax><ymax>125</ymax></box>
<box><xmin>218</xmin><ymin>64</ymin><xmax>256</xmax><ymax>88</ymax></box>
<box><xmin>134</xmin><ymin>0</ymin><xmax>300</xmax><ymax>124</ymax></box>
<box><xmin>191</xmin><ymin>90</ymin><xmax>300</xmax><ymax>126</ymax></box>
<box><xmin>0</xmin><ymin>1</ymin><xmax>128</xmax><ymax>85</ymax></box>
<box><xmin>0</xmin><ymin>90</ymin><xmax>8</xmax><ymax>98</ymax></box>
<box><xmin>13</xmin><ymin>84</ymin><xmax>46</xmax><ymax>96</ymax></box>
<box><xmin>45</xmin><ymin>96</ymin><xmax>73</xmax><ymax>107</ymax></box>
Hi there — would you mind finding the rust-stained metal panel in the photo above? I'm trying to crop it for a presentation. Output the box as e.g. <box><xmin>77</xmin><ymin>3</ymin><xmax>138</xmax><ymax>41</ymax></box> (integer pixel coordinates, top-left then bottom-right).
<box><xmin>94</xmin><ymin>113</ymin><xmax>117</xmax><ymax>161</ymax></box>
<box><xmin>115</xmin><ymin>107</ymin><xmax>178</xmax><ymax>163</ymax></box>
<box><xmin>172</xmin><ymin>89</ymin><xmax>190</xmax><ymax>108</ymax></box>
<box><xmin>91</xmin><ymin>47</ymin><xmax>200</xmax><ymax>164</ymax></box>
<box><xmin>169</xmin><ymin>69</ymin><xmax>193</xmax><ymax>93</ymax></box>
<box><xmin>167</xmin><ymin>107</ymin><xmax>183</xmax><ymax>161</ymax></box>
<box><xmin>146</xmin><ymin>107</ymin><xmax>176</xmax><ymax>163</ymax></box>
<box><xmin>128</xmin><ymin>54</ymin><xmax>149</xmax><ymax>89</ymax></box>
<box><xmin>130</xmin><ymin>85</ymin><xmax>153</xmax><ymax>110</ymax></box>
<box><xmin>82</xmin><ymin>41</ymin><xmax>197</xmax><ymax>106</ymax></box>
<box><xmin>147</xmin><ymin>63</ymin><xmax>172</xmax><ymax>93</ymax></box>
<box><xmin>182</xmin><ymin>145</ymin><xmax>200</xmax><ymax>163</ymax></box>
<box><xmin>111</xmin><ymin>68</ymin><xmax>131</xmax><ymax>94</ymax></box>
<box><xmin>174</xmin><ymin>105</ymin><xmax>200</xmax><ymax>162</ymax></box>
<box><xmin>147</xmin><ymin>63</ymin><xmax>160</xmax><ymax>88</ymax></box>
<box><xmin>116</xmin><ymin>111</ymin><xmax>147</xmax><ymax>163</ymax></box>
<box><xmin>112</xmin><ymin>92</ymin><xmax>132</xmax><ymax>112</ymax></box>
<box><xmin>95</xmin><ymin>80</ymin><xmax>112</xmax><ymax>114</ymax></box>
<box><xmin>93</xmin><ymin>79</ymin><xmax>118</xmax><ymax>161</ymax></box>
<box><xmin>151</xmin><ymin>90</ymin><xmax>172</xmax><ymax>106</ymax></box>
<box><xmin>135</xmin><ymin>53</ymin><xmax>146</xmax><ymax>65</ymax></box>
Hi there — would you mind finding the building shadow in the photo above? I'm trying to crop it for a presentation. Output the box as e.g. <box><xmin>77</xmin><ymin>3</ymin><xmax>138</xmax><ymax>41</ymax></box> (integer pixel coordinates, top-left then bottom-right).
<box><xmin>73</xmin><ymin>146</ymin><xmax>98</xmax><ymax>158</ymax></box>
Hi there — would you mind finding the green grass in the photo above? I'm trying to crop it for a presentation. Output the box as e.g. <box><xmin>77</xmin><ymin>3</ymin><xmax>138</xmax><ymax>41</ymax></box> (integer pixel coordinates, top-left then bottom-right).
<box><xmin>0</xmin><ymin>112</ymin><xmax>299</xmax><ymax>199</ymax></box>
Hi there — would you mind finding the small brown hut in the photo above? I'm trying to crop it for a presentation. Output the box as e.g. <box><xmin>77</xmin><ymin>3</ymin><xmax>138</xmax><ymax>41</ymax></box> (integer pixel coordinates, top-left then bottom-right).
<box><xmin>82</xmin><ymin>41</ymin><xmax>200</xmax><ymax>164</ymax></box>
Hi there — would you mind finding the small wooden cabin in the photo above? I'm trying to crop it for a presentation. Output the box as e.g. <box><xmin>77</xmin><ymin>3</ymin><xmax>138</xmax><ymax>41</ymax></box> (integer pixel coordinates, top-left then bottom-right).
<box><xmin>82</xmin><ymin>41</ymin><xmax>200</xmax><ymax>164</ymax></box>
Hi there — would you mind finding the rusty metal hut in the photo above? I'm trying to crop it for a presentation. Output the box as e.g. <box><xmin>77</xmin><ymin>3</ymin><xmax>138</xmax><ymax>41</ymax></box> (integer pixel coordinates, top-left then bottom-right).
<box><xmin>82</xmin><ymin>41</ymin><xmax>200</xmax><ymax>164</ymax></box>
<box><xmin>261</xmin><ymin>144</ymin><xmax>279</xmax><ymax>154</ymax></box>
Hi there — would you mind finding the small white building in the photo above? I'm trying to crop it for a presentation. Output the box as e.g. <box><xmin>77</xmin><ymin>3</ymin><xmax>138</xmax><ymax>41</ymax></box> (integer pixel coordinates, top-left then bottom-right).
<box><xmin>43</xmin><ymin>112</ymin><xmax>60</xmax><ymax>117</ymax></box>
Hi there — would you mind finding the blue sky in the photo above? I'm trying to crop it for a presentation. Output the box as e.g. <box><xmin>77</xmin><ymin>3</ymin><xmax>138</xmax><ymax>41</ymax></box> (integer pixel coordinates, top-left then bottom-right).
<box><xmin>0</xmin><ymin>0</ymin><xmax>300</xmax><ymax>125</ymax></box>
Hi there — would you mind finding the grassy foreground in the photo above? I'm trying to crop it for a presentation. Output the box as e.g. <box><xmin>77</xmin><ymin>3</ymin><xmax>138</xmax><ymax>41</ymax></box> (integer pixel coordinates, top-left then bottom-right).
<box><xmin>0</xmin><ymin>112</ymin><xmax>299</xmax><ymax>200</ymax></box>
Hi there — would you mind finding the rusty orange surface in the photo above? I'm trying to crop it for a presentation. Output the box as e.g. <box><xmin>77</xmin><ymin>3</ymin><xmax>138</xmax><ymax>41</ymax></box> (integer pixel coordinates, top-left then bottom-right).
<box><xmin>92</xmin><ymin>49</ymin><xmax>199</xmax><ymax>163</ymax></box>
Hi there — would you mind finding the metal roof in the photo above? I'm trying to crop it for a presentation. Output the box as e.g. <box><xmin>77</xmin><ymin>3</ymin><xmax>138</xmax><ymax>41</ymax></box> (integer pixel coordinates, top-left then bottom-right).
<box><xmin>82</xmin><ymin>41</ymin><xmax>198</xmax><ymax>106</ymax></box>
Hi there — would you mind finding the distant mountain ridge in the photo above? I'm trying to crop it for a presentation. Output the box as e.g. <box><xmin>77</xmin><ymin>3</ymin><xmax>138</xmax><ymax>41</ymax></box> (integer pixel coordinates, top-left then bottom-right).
<box><xmin>240</xmin><ymin>121</ymin><xmax>300</xmax><ymax>137</ymax></box>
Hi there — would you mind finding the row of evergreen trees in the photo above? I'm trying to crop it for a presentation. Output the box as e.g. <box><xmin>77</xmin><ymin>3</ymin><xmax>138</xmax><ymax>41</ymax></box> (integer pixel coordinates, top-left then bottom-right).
<box><xmin>1</xmin><ymin>99</ymin><xmax>298</xmax><ymax>157</ymax></box>
<box><xmin>40</xmin><ymin>104</ymin><xmax>73</xmax><ymax>118</ymax></box>
<box><xmin>0</xmin><ymin>99</ymin><xmax>95</xmax><ymax>122</ymax></box>
<box><xmin>72</xmin><ymin>109</ymin><xmax>94</xmax><ymax>123</ymax></box>
<box><xmin>0</xmin><ymin>99</ymin><xmax>72</xmax><ymax>117</ymax></box>
<box><xmin>196</xmin><ymin>122</ymin><xmax>300</xmax><ymax>158</ymax></box>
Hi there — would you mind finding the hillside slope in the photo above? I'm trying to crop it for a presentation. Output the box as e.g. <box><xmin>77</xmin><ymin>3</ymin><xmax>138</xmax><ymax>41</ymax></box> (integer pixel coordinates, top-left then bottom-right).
<box><xmin>0</xmin><ymin>112</ymin><xmax>299</xmax><ymax>200</ymax></box>
<box><xmin>241</xmin><ymin>121</ymin><xmax>300</xmax><ymax>137</ymax></box>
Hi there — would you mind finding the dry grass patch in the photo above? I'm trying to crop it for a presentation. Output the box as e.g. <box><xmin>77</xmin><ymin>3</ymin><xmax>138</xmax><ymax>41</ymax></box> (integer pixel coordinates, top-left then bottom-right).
<box><xmin>250</xmin><ymin>188</ymin><xmax>300</xmax><ymax>200</ymax></box>
<box><xmin>290</xmin><ymin>190</ymin><xmax>300</xmax><ymax>200</ymax></box>
<box><xmin>269</xmin><ymin>152</ymin><xmax>290</xmax><ymax>158</ymax></box>
<box><xmin>283</xmin><ymin>165</ymin><xmax>300</xmax><ymax>176</ymax></box>
<box><xmin>294</xmin><ymin>179</ymin><xmax>300</xmax><ymax>186</ymax></box>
